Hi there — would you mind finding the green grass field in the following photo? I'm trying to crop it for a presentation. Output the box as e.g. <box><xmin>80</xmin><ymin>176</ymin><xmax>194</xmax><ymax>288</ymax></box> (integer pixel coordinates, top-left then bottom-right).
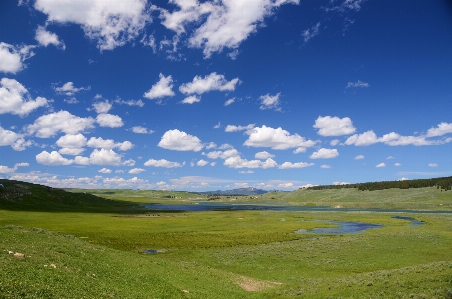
<box><xmin>1</xmin><ymin>179</ymin><xmax>452</xmax><ymax>298</ymax></box>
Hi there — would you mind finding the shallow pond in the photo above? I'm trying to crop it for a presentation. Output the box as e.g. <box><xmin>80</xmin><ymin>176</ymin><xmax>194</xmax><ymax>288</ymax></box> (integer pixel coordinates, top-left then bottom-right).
<box><xmin>295</xmin><ymin>220</ymin><xmax>383</xmax><ymax>235</ymax></box>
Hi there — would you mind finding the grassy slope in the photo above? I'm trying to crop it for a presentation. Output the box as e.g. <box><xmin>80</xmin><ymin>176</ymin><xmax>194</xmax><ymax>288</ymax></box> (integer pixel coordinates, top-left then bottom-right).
<box><xmin>1</xmin><ymin>179</ymin><xmax>452</xmax><ymax>298</ymax></box>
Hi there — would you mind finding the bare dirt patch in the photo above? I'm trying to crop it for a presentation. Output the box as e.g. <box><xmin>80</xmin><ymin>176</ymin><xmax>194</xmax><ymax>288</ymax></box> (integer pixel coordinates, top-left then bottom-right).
<box><xmin>235</xmin><ymin>275</ymin><xmax>282</xmax><ymax>292</ymax></box>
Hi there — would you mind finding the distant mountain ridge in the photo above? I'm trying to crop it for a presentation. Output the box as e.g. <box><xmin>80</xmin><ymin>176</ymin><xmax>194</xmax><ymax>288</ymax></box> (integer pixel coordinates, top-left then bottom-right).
<box><xmin>200</xmin><ymin>187</ymin><xmax>268</xmax><ymax>196</ymax></box>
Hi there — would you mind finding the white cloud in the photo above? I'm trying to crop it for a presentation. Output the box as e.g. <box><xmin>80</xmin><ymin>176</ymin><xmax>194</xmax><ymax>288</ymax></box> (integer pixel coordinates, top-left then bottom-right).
<box><xmin>206</xmin><ymin>142</ymin><xmax>217</xmax><ymax>149</ymax></box>
<box><xmin>36</xmin><ymin>150</ymin><xmax>73</xmax><ymax>166</ymax></box>
<box><xmin>426</xmin><ymin>122</ymin><xmax>452</xmax><ymax>137</ymax></box>
<box><xmin>144</xmin><ymin>158</ymin><xmax>183</xmax><ymax>168</ymax></box>
<box><xmin>89</xmin><ymin>149</ymin><xmax>122</xmax><ymax>165</ymax></box>
<box><xmin>181</xmin><ymin>95</ymin><xmax>201</xmax><ymax>104</ymax></box>
<box><xmin>55</xmin><ymin>82</ymin><xmax>90</xmax><ymax>96</ymax></box>
<box><xmin>278</xmin><ymin>182</ymin><xmax>294</xmax><ymax>188</ymax></box>
<box><xmin>394</xmin><ymin>163</ymin><xmax>401</xmax><ymax>167</ymax></box>
<box><xmin>27</xmin><ymin>110</ymin><xmax>95</xmax><ymax>138</ymax></box>
<box><xmin>210</xmin><ymin>162</ymin><xmax>216</xmax><ymax>166</ymax></box>
<box><xmin>74</xmin><ymin>156</ymin><xmax>90</xmax><ymax>165</ymax></box>
<box><xmin>143</xmin><ymin>73</ymin><xmax>175</xmax><ymax>100</ymax></box>
<box><xmin>197</xmin><ymin>159</ymin><xmax>209</xmax><ymax>166</ymax></box>
<box><xmin>354</xmin><ymin>155</ymin><xmax>364</xmax><ymax>160</ymax></box>
<box><xmin>158</xmin><ymin>129</ymin><xmax>204</xmax><ymax>151</ymax></box>
<box><xmin>259</xmin><ymin>93</ymin><xmax>281</xmax><ymax>111</ymax></box>
<box><xmin>346</xmin><ymin>80</ymin><xmax>369</xmax><ymax>88</ymax></box>
<box><xmin>333</xmin><ymin>182</ymin><xmax>350</xmax><ymax>186</ymax></box>
<box><xmin>345</xmin><ymin>130</ymin><xmax>379</xmax><ymax>146</ymax></box>
<box><xmin>293</xmin><ymin>147</ymin><xmax>307</xmax><ymax>154</ymax></box>
<box><xmin>114</xmin><ymin>98</ymin><xmax>145</xmax><ymax>107</ymax></box>
<box><xmin>96</xmin><ymin>113</ymin><xmax>123</xmax><ymax>128</ymax></box>
<box><xmin>0</xmin><ymin>162</ymin><xmax>29</xmax><ymax>173</ymax></box>
<box><xmin>64</xmin><ymin>98</ymin><xmax>78</xmax><ymax>104</ymax></box>
<box><xmin>34</xmin><ymin>0</ymin><xmax>150</xmax><ymax>51</ymax></box>
<box><xmin>56</xmin><ymin>133</ymin><xmax>87</xmax><ymax>148</ymax></box>
<box><xmin>179</xmin><ymin>72</ymin><xmax>240</xmax><ymax>95</ymax></box>
<box><xmin>255</xmin><ymin>151</ymin><xmax>274</xmax><ymax>159</ymax></box>
<box><xmin>0</xmin><ymin>42</ymin><xmax>35</xmax><ymax>74</ymax></box>
<box><xmin>330</xmin><ymin>139</ymin><xmax>340</xmax><ymax>146</ymax></box>
<box><xmin>225</xmin><ymin>124</ymin><xmax>255</xmax><ymax>133</ymax></box>
<box><xmin>206</xmin><ymin>148</ymin><xmax>240</xmax><ymax>160</ymax></box>
<box><xmin>227</xmin><ymin>49</ymin><xmax>240</xmax><ymax>60</ymax></box>
<box><xmin>386</xmin><ymin>156</ymin><xmax>395</xmax><ymax>160</ymax></box>
<box><xmin>376</xmin><ymin>163</ymin><xmax>386</xmax><ymax>168</ymax></box>
<box><xmin>224</xmin><ymin>98</ymin><xmax>235</xmax><ymax>106</ymax></box>
<box><xmin>129</xmin><ymin>168</ymin><xmax>145</xmax><ymax>174</ymax></box>
<box><xmin>224</xmin><ymin>157</ymin><xmax>277</xmax><ymax>169</ymax></box>
<box><xmin>86</xmin><ymin>137</ymin><xmax>133</xmax><ymax>151</ymax></box>
<box><xmin>159</xmin><ymin>0</ymin><xmax>299</xmax><ymax>57</ymax></box>
<box><xmin>0</xmin><ymin>78</ymin><xmax>49</xmax><ymax>116</ymax></box>
<box><xmin>302</xmin><ymin>22</ymin><xmax>320</xmax><ymax>43</ymax></box>
<box><xmin>132</xmin><ymin>126</ymin><xmax>154</xmax><ymax>134</ymax></box>
<box><xmin>313</xmin><ymin>116</ymin><xmax>356</xmax><ymax>136</ymax></box>
<box><xmin>92</xmin><ymin>100</ymin><xmax>112</xmax><ymax>113</ymax></box>
<box><xmin>279</xmin><ymin>162</ymin><xmax>315</xmax><ymax>169</ymax></box>
<box><xmin>398</xmin><ymin>177</ymin><xmax>409</xmax><ymax>181</ymax></box>
<box><xmin>98</xmin><ymin>168</ymin><xmax>112</xmax><ymax>174</ymax></box>
<box><xmin>0</xmin><ymin>126</ymin><xmax>24</xmax><ymax>149</ymax></box>
<box><xmin>428</xmin><ymin>163</ymin><xmax>438</xmax><ymax>168</ymax></box>
<box><xmin>122</xmin><ymin>159</ymin><xmax>136</xmax><ymax>166</ymax></box>
<box><xmin>35</xmin><ymin>26</ymin><xmax>65</xmax><ymax>49</ymax></box>
<box><xmin>320</xmin><ymin>165</ymin><xmax>332</xmax><ymax>169</ymax></box>
<box><xmin>244</xmin><ymin>125</ymin><xmax>318</xmax><ymax>150</ymax></box>
<box><xmin>309</xmin><ymin>148</ymin><xmax>339</xmax><ymax>159</ymax></box>
<box><xmin>58</xmin><ymin>147</ymin><xmax>85</xmax><ymax>156</ymax></box>
<box><xmin>214</xmin><ymin>122</ymin><xmax>221</xmax><ymax>129</ymax></box>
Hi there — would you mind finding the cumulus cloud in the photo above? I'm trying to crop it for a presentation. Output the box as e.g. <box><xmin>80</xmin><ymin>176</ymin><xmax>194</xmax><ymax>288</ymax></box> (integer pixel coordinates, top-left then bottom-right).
<box><xmin>0</xmin><ymin>78</ymin><xmax>49</xmax><ymax>116</ymax></box>
<box><xmin>279</xmin><ymin>162</ymin><xmax>314</xmax><ymax>169</ymax></box>
<box><xmin>224</xmin><ymin>157</ymin><xmax>277</xmax><ymax>169</ymax></box>
<box><xmin>129</xmin><ymin>168</ymin><xmax>145</xmax><ymax>174</ymax></box>
<box><xmin>131</xmin><ymin>126</ymin><xmax>154</xmax><ymax>134</ymax></box>
<box><xmin>158</xmin><ymin>129</ymin><xmax>204</xmax><ymax>151</ymax></box>
<box><xmin>197</xmin><ymin>159</ymin><xmax>209</xmax><ymax>166</ymax></box>
<box><xmin>313</xmin><ymin>116</ymin><xmax>356</xmax><ymax>136</ymax></box>
<box><xmin>36</xmin><ymin>150</ymin><xmax>73</xmax><ymax>166</ymax></box>
<box><xmin>205</xmin><ymin>148</ymin><xmax>240</xmax><ymax>160</ymax></box>
<box><xmin>55</xmin><ymin>82</ymin><xmax>90</xmax><ymax>96</ymax></box>
<box><xmin>27</xmin><ymin>110</ymin><xmax>95</xmax><ymax>138</ymax></box>
<box><xmin>56</xmin><ymin>133</ymin><xmax>87</xmax><ymax>148</ymax></box>
<box><xmin>255</xmin><ymin>151</ymin><xmax>274</xmax><ymax>159</ymax></box>
<box><xmin>89</xmin><ymin>149</ymin><xmax>121</xmax><ymax>165</ymax></box>
<box><xmin>144</xmin><ymin>158</ymin><xmax>183</xmax><ymax>168</ymax></box>
<box><xmin>0</xmin><ymin>162</ymin><xmax>29</xmax><ymax>173</ymax></box>
<box><xmin>428</xmin><ymin>163</ymin><xmax>438</xmax><ymax>168</ymax></box>
<box><xmin>0</xmin><ymin>42</ymin><xmax>35</xmax><ymax>74</ymax></box>
<box><xmin>309</xmin><ymin>148</ymin><xmax>339</xmax><ymax>159</ymax></box>
<box><xmin>346</xmin><ymin>80</ymin><xmax>369</xmax><ymax>88</ymax></box>
<box><xmin>330</xmin><ymin>139</ymin><xmax>340</xmax><ymax>146</ymax></box>
<box><xmin>86</xmin><ymin>137</ymin><xmax>133</xmax><ymax>151</ymax></box>
<box><xmin>98</xmin><ymin>168</ymin><xmax>112</xmax><ymax>173</ymax></box>
<box><xmin>34</xmin><ymin>0</ymin><xmax>150</xmax><ymax>51</ymax></box>
<box><xmin>181</xmin><ymin>95</ymin><xmax>201</xmax><ymax>104</ymax></box>
<box><xmin>320</xmin><ymin>165</ymin><xmax>332</xmax><ymax>169</ymax></box>
<box><xmin>354</xmin><ymin>155</ymin><xmax>364</xmax><ymax>160</ymax></box>
<box><xmin>158</xmin><ymin>0</ymin><xmax>299</xmax><ymax>57</ymax></box>
<box><xmin>345</xmin><ymin>129</ymin><xmax>452</xmax><ymax>147</ymax></box>
<box><xmin>426</xmin><ymin>122</ymin><xmax>452</xmax><ymax>137</ymax></box>
<box><xmin>35</xmin><ymin>26</ymin><xmax>65</xmax><ymax>49</ymax></box>
<box><xmin>143</xmin><ymin>73</ymin><xmax>175</xmax><ymax>100</ymax></box>
<box><xmin>394</xmin><ymin>163</ymin><xmax>401</xmax><ymax>167</ymax></box>
<box><xmin>179</xmin><ymin>72</ymin><xmax>240</xmax><ymax>95</ymax></box>
<box><xmin>376</xmin><ymin>163</ymin><xmax>386</xmax><ymax>168</ymax></box>
<box><xmin>259</xmin><ymin>93</ymin><xmax>281</xmax><ymax>111</ymax></box>
<box><xmin>244</xmin><ymin>125</ymin><xmax>318</xmax><ymax>150</ymax></box>
<box><xmin>92</xmin><ymin>100</ymin><xmax>112</xmax><ymax>114</ymax></box>
<box><xmin>225</xmin><ymin>124</ymin><xmax>255</xmax><ymax>133</ymax></box>
<box><xmin>0</xmin><ymin>127</ymin><xmax>33</xmax><ymax>151</ymax></box>
<box><xmin>96</xmin><ymin>113</ymin><xmax>123</xmax><ymax>128</ymax></box>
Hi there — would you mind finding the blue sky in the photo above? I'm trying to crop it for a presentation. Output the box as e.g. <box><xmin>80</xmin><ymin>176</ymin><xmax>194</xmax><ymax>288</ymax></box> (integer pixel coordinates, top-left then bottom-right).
<box><xmin>1</xmin><ymin>0</ymin><xmax>452</xmax><ymax>191</ymax></box>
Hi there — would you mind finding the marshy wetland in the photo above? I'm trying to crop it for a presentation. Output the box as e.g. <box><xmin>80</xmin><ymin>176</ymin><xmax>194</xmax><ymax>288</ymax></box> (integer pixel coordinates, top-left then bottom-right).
<box><xmin>1</xmin><ymin>179</ymin><xmax>452</xmax><ymax>298</ymax></box>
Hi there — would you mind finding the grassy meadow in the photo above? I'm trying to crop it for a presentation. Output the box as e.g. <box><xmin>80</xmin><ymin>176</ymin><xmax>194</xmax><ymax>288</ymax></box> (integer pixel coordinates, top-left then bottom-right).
<box><xmin>1</xmin><ymin>179</ymin><xmax>452</xmax><ymax>298</ymax></box>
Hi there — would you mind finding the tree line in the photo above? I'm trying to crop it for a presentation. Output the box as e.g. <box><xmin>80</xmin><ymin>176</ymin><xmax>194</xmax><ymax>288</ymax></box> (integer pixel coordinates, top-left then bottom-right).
<box><xmin>306</xmin><ymin>176</ymin><xmax>452</xmax><ymax>191</ymax></box>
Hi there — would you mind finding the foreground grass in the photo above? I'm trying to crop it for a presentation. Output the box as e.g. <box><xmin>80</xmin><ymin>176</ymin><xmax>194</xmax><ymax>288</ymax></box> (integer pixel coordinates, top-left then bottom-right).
<box><xmin>2</xmin><ymin>180</ymin><xmax>452</xmax><ymax>298</ymax></box>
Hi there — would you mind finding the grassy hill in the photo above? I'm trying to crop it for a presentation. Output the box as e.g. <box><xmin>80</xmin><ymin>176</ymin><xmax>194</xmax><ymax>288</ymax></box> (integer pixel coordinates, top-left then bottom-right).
<box><xmin>1</xmin><ymin>179</ymin><xmax>452</xmax><ymax>298</ymax></box>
